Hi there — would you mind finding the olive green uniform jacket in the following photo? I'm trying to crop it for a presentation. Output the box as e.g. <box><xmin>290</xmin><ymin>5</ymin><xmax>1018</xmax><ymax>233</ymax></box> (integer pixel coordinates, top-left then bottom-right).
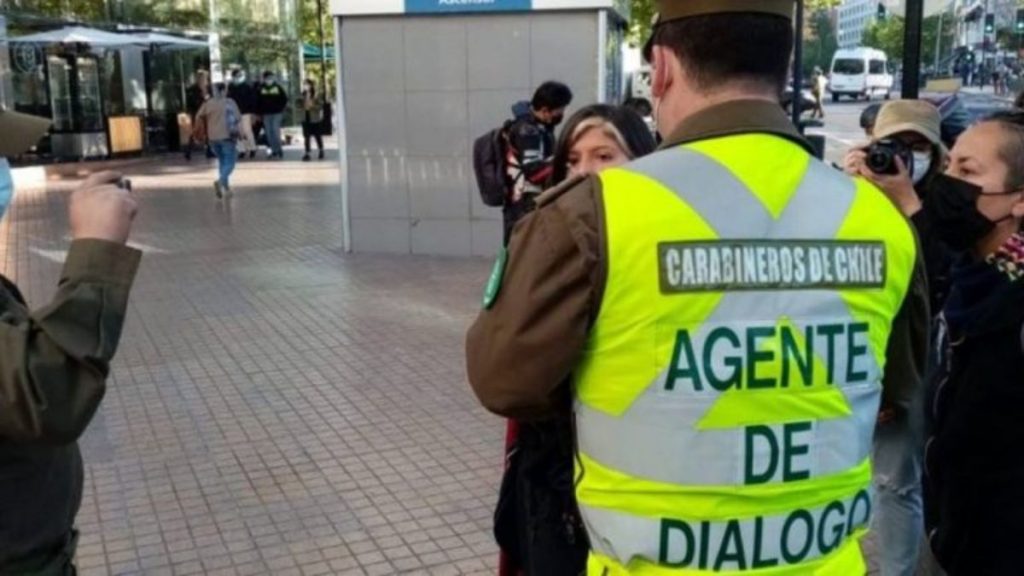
<box><xmin>0</xmin><ymin>240</ymin><xmax>141</xmax><ymax>572</ymax></box>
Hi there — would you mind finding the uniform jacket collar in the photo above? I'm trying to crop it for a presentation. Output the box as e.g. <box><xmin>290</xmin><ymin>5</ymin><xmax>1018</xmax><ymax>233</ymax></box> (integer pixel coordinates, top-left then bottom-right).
<box><xmin>660</xmin><ymin>99</ymin><xmax>814</xmax><ymax>155</ymax></box>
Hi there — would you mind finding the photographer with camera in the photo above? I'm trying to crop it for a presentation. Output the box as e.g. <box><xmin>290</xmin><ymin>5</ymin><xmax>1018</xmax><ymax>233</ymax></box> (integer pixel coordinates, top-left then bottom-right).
<box><xmin>843</xmin><ymin>99</ymin><xmax>950</xmax><ymax>576</ymax></box>
<box><xmin>845</xmin><ymin>100</ymin><xmax>952</xmax><ymax>312</ymax></box>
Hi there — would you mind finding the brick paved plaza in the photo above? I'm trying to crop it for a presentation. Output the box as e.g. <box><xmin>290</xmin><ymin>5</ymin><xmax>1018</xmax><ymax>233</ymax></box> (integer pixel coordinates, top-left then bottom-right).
<box><xmin>6</xmin><ymin>148</ymin><xmax>500</xmax><ymax>576</ymax></box>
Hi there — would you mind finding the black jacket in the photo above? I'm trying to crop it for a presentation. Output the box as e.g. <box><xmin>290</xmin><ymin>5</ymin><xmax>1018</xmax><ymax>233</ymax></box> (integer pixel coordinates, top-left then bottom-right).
<box><xmin>227</xmin><ymin>82</ymin><xmax>256</xmax><ymax>115</ymax></box>
<box><xmin>185</xmin><ymin>83</ymin><xmax>209</xmax><ymax>117</ymax></box>
<box><xmin>910</xmin><ymin>208</ymin><xmax>954</xmax><ymax>313</ymax></box>
<box><xmin>257</xmin><ymin>82</ymin><xmax>289</xmax><ymax>115</ymax></box>
<box><xmin>924</xmin><ymin>265</ymin><xmax>1024</xmax><ymax>575</ymax></box>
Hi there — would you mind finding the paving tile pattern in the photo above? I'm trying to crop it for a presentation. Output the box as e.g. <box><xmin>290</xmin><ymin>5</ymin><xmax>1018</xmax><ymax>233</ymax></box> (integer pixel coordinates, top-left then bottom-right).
<box><xmin>3</xmin><ymin>152</ymin><xmax>501</xmax><ymax>575</ymax></box>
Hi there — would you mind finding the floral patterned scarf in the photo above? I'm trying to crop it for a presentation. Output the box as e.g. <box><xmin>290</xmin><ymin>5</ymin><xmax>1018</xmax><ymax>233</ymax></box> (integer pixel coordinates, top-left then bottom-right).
<box><xmin>986</xmin><ymin>232</ymin><xmax>1024</xmax><ymax>282</ymax></box>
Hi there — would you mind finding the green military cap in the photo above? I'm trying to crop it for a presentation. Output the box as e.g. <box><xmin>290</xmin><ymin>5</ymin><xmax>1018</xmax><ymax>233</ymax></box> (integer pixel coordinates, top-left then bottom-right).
<box><xmin>643</xmin><ymin>0</ymin><xmax>797</xmax><ymax>61</ymax></box>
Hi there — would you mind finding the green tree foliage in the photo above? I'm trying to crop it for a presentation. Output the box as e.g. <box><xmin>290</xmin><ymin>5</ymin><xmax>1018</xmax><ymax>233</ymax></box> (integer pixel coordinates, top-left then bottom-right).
<box><xmin>861</xmin><ymin>16</ymin><xmax>905</xmax><ymax>60</ymax></box>
<box><xmin>1</xmin><ymin>0</ymin><xmax>107</xmax><ymax>21</ymax></box>
<box><xmin>802</xmin><ymin>10</ymin><xmax>839</xmax><ymax>74</ymax></box>
<box><xmin>298</xmin><ymin>0</ymin><xmax>335</xmax><ymax>96</ymax></box>
<box><xmin>628</xmin><ymin>0</ymin><xmax>657</xmax><ymax>46</ymax></box>
<box><xmin>861</xmin><ymin>13</ymin><xmax>956</xmax><ymax>69</ymax></box>
<box><xmin>118</xmin><ymin>0</ymin><xmax>209</xmax><ymax>29</ymax></box>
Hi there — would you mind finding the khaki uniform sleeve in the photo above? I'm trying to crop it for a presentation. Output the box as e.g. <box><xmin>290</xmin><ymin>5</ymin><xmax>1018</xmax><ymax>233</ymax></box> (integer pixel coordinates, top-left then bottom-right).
<box><xmin>466</xmin><ymin>177</ymin><xmax>604</xmax><ymax>420</ymax></box>
<box><xmin>0</xmin><ymin>239</ymin><xmax>141</xmax><ymax>445</ymax></box>
<box><xmin>881</xmin><ymin>249</ymin><xmax>930</xmax><ymax>413</ymax></box>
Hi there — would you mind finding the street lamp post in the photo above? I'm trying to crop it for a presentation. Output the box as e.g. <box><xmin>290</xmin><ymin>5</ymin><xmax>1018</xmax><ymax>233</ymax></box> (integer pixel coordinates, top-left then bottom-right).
<box><xmin>903</xmin><ymin>0</ymin><xmax>925</xmax><ymax>98</ymax></box>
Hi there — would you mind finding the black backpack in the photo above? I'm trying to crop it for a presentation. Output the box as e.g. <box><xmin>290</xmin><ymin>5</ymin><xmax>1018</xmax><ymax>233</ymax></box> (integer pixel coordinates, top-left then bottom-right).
<box><xmin>473</xmin><ymin>122</ymin><xmax>512</xmax><ymax>207</ymax></box>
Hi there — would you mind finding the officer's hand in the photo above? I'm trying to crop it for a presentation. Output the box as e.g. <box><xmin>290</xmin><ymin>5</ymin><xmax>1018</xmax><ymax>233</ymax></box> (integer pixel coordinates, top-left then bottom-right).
<box><xmin>69</xmin><ymin>171</ymin><xmax>138</xmax><ymax>245</ymax></box>
<box><xmin>855</xmin><ymin>156</ymin><xmax>923</xmax><ymax>218</ymax></box>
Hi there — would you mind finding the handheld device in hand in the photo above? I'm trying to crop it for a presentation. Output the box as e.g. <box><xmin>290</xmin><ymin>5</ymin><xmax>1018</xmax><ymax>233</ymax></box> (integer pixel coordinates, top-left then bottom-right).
<box><xmin>865</xmin><ymin>139</ymin><xmax>913</xmax><ymax>176</ymax></box>
<box><xmin>117</xmin><ymin>178</ymin><xmax>132</xmax><ymax>192</ymax></box>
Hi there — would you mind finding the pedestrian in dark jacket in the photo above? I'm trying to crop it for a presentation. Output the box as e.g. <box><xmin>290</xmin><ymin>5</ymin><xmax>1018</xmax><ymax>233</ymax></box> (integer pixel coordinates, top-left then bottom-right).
<box><xmin>923</xmin><ymin>111</ymin><xmax>1024</xmax><ymax>575</ymax></box>
<box><xmin>501</xmin><ymin>81</ymin><xmax>572</xmax><ymax>243</ymax></box>
<box><xmin>257</xmin><ymin>70</ymin><xmax>289</xmax><ymax>159</ymax></box>
<box><xmin>228</xmin><ymin>69</ymin><xmax>258</xmax><ymax>159</ymax></box>
<box><xmin>300</xmin><ymin>79</ymin><xmax>325</xmax><ymax>161</ymax></box>
<box><xmin>0</xmin><ymin>109</ymin><xmax>141</xmax><ymax>575</ymax></box>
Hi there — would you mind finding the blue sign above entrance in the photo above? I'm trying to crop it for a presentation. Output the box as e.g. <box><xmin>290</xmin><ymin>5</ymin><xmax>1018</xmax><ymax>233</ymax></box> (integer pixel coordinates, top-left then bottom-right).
<box><xmin>405</xmin><ymin>0</ymin><xmax>532</xmax><ymax>13</ymax></box>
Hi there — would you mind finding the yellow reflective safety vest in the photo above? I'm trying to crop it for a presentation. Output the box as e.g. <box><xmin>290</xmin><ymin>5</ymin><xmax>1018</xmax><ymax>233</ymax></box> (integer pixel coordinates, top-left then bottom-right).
<box><xmin>573</xmin><ymin>133</ymin><xmax>917</xmax><ymax>575</ymax></box>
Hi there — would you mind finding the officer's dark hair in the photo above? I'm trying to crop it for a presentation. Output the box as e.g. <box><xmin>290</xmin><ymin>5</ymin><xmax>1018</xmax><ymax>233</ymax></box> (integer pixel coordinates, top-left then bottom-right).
<box><xmin>263</xmin><ymin>70</ymin><xmax>274</xmax><ymax>79</ymax></box>
<box><xmin>550</xmin><ymin>104</ymin><xmax>657</xmax><ymax>185</ymax></box>
<box><xmin>982</xmin><ymin>109</ymin><xmax>1024</xmax><ymax>189</ymax></box>
<box><xmin>860</xmin><ymin>103</ymin><xmax>882</xmax><ymax>133</ymax></box>
<box><xmin>651</xmin><ymin>14</ymin><xmax>793</xmax><ymax>95</ymax></box>
<box><xmin>532</xmin><ymin>81</ymin><xmax>574</xmax><ymax>112</ymax></box>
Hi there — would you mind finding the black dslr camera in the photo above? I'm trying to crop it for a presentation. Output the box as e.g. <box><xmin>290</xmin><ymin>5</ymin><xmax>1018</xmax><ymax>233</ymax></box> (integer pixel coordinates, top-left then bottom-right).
<box><xmin>865</xmin><ymin>138</ymin><xmax>913</xmax><ymax>175</ymax></box>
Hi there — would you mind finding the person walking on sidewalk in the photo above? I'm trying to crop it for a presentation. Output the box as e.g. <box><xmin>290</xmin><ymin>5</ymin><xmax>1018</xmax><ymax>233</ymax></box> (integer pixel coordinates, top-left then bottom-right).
<box><xmin>811</xmin><ymin>67</ymin><xmax>827</xmax><ymax>119</ymax></box>
<box><xmin>257</xmin><ymin>71</ymin><xmax>289</xmax><ymax>159</ymax></box>
<box><xmin>228</xmin><ymin>69</ymin><xmax>258</xmax><ymax>160</ymax></box>
<box><xmin>0</xmin><ymin>109</ymin><xmax>141</xmax><ymax>576</ymax></box>
<box><xmin>196</xmin><ymin>83</ymin><xmax>242</xmax><ymax>199</ymax></box>
<box><xmin>301</xmin><ymin>79</ymin><xmax>325</xmax><ymax>161</ymax></box>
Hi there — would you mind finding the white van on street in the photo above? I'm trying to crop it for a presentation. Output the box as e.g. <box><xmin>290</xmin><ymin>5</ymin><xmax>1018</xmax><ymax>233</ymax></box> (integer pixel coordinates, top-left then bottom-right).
<box><xmin>829</xmin><ymin>47</ymin><xmax>893</xmax><ymax>102</ymax></box>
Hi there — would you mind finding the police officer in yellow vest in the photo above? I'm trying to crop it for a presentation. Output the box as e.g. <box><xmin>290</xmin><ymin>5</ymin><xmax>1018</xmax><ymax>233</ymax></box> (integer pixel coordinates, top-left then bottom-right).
<box><xmin>467</xmin><ymin>0</ymin><xmax>930</xmax><ymax>573</ymax></box>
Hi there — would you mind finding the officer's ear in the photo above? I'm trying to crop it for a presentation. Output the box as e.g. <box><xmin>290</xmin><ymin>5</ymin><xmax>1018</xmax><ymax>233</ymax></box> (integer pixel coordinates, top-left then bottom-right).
<box><xmin>651</xmin><ymin>45</ymin><xmax>674</xmax><ymax>100</ymax></box>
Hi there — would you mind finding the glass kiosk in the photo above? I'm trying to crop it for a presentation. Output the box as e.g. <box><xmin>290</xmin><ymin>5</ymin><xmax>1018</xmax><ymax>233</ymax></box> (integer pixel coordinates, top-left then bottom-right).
<box><xmin>47</xmin><ymin>51</ymin><xmax>109</xmax><ymax>159</ymax></box>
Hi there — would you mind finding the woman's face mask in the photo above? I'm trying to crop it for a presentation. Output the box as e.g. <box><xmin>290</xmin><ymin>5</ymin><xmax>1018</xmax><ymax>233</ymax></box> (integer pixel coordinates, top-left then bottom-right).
<box><xmin>923</xmin><ymin>173</ymin><xmax>1021</xmax><ymax>251</ymax></box>
<box><xmin>911</xmin><ymin>151</ymin><xmax>932</xmax><ymax>185</ymax></box>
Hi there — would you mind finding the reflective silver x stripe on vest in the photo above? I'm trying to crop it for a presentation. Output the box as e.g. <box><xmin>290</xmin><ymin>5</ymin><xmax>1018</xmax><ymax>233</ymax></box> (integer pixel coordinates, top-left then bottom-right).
<box><xmin>577</xmin><ymin>147</ymin><xmax>881</xmax><ymax>565</ymax></box>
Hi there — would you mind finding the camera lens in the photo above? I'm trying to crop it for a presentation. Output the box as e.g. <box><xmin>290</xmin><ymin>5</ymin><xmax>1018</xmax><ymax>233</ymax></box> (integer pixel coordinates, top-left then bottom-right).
<box><xmin>866</xmin><ymin>148</ymin><xmax>894</xmax><ymax>174</ymax></box>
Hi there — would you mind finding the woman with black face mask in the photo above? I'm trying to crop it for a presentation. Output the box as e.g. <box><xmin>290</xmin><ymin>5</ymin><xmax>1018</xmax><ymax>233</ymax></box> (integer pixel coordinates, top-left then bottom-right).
<box><xmin>921</xmin><ymin>111</ymin><xmax>1024</xmax><ymax>575</ymax></box>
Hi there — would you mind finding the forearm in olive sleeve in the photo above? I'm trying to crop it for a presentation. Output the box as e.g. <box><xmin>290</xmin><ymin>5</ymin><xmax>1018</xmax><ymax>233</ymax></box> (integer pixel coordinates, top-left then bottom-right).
<box><xmin>466</xmin><ymin>201</ymin><xmax>596</xmax><ymax>420</ymax></box>
<box><xmin>0</xmin><ymin>240</ymin><xmax>140</xmax><ymax>444</ymax></box>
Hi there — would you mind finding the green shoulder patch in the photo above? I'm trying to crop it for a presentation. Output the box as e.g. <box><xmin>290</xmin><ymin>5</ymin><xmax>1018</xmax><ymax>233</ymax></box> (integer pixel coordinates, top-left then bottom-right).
<box><xmin>483</xmin><ymin>247</ymin><xmax>509</xmax><ymax>309</ymax></box>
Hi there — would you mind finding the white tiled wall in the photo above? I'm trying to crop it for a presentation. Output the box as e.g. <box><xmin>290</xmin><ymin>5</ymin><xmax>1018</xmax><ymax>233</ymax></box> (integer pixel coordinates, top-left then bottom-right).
<box><xmin>341</xmin><ymin>12</ymin><xmax>601</xmax><ymax>256</ymax></box>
